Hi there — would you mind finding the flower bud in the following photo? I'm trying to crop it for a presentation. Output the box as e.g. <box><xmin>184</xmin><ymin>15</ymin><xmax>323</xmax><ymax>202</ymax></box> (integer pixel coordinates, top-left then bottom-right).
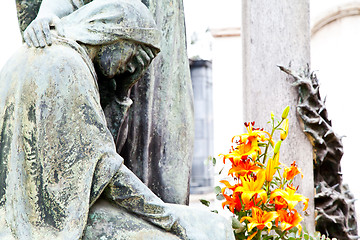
<box><xmin>280</xmin><ymin>118</ymin><xmax>289</xmax><ymax>140</ymax></box>
<box><xmin>274</xmin><ymin>140</ymin><xmax>282</xmax><ymax>154</ymax></box>
<box><xmin>265</xmin><ymin>154</ymin><xmax>280</xmax><ymax>182</ymax></box>
<box><xmin>281</xmin><ymin>106</ymin><xmax>290</xmax><ymax>119</ymax></box>
<box><xmin>271</xmin><ymin>111</ymin><xmax>275</xmax><ymax>120</ymax></box>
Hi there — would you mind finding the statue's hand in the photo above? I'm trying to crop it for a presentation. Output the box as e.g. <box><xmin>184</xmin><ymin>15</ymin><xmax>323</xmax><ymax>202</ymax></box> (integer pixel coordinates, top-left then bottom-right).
<box><xmin>23</xmin><ymin>15</ymin><xmax>59</xmax><ymax>48</ymax></box>
<box><xmin>126</xmin><ymin>45</ymin><xmax>157</xmax><ymax>80</ymax></box>
<box><xmin>115</xmin><ymin>45</ymin><xmax>158</xmax><ymax>97</ymax></box>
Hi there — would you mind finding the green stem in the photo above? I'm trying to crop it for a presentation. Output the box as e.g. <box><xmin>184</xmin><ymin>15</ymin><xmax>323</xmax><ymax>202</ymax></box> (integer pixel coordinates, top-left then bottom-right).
<box><xmin>266</xmin><ymin>181</ymin><xmax>271</xmax><ymax>196</ymax></box>
<box><xmin>257</xmin><ymin>230</ymin><xmax>262</xmax><ymax>240</ymax></box>
<box><xmin>279</xmin><ymin>230</ymin><xmax>287</xmax><ymax>240</ymax></box>
<box><xmin>262</xmin><ymin>119</ymin><xmax>284</xmax><ymax>164</ymax></box>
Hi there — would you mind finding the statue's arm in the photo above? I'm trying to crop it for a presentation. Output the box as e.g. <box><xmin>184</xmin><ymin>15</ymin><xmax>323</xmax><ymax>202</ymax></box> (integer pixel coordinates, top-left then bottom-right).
<box><xmin>23</xmin><ymin>0</ymin><xmax>83</xmax><ymax>47</ymax></box>
<box><xmin>104</xmin><ymin>44</ymin><xmax>158</xmax><ymax>150</ymax></box>
<box><xmin>115</xmin><ymin>45</ymin><xmax>158</xmax><ymax>98</ymax></box>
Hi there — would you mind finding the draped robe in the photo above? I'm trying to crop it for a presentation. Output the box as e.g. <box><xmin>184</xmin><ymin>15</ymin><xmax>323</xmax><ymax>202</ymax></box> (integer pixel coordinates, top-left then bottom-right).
<box><xmin>0</xmin><ymin>37</ymin><xmax>122</xmax><ymax>239</ymax></box>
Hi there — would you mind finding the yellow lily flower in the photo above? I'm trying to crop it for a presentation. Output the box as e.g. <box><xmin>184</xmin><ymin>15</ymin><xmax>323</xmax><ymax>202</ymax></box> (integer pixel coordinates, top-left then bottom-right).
<box><xmin>235</xmin><ymin>170</ymin><xmax>267</xmax><ymax>205</ymax></box>
<box><xmin>265</xmin><ymin>153</ymin><xmax>280</xmax><ymax>182</ymax></box>
<box><xmin>270</xmin><ymin>185</ymin><xmax>309</xmax><ymax>211</ymax></box>
<box><xmin>240</xmin><ymin>207</ymin><xmax>279</xmax><ymax>233</ymax></box>
<box><xmin>276</xmin><ymin>209</ymin><xmax>303</xmax><ymax>233</ymax></box>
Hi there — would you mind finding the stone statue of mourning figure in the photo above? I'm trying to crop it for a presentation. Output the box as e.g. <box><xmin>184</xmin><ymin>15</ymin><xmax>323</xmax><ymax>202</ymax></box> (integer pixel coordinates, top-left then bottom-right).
<box><xmin>0</xmin><ymin>0</ymin><xmax>234</xmax><ymax>239</ymax></box>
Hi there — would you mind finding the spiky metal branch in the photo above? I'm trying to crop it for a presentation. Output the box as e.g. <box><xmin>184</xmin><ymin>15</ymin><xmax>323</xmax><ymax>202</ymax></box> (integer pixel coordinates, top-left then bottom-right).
<box><xmin>279</xmin><ymin>65</ymin><xmax>358</xmax><ymax>239</ymax></box>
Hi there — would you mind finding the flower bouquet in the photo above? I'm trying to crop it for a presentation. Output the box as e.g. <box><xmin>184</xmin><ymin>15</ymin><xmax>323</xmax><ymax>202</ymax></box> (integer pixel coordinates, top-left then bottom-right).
<box><xmin>217</xmin><ymin>106</ymin><xmax>312</xmax><ymax>240</ymax></box>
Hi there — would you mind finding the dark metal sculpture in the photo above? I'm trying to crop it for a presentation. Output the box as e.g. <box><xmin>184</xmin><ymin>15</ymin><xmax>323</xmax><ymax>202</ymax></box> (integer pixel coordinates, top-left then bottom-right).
<box><xmin>280</xmin><ymin>65</ymin><xmax>358</xmax><ymax>239</ymax></box>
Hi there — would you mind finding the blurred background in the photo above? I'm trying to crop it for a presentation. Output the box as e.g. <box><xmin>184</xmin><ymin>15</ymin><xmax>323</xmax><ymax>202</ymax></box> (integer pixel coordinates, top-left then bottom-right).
<box><xmin>1</xmin><ymin>0</ymin><xmax>360</xmax><ymax>226</ymax></box>
<box><xmin>183</xmin><ymin>1</ymin><xmax>360</xmax><ymax>227</ymax></box>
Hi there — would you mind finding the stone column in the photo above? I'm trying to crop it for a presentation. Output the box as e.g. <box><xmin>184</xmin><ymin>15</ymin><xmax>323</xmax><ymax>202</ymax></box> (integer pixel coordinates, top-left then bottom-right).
<box><xmin>190</xmin><ymin>60</ymin><xmax>214</xmax><ymax>194</ymax></box>
<box><xmin>242</xmin><ymin>0</ymin><xmax>314</xmax><ymax>232</ymax></box>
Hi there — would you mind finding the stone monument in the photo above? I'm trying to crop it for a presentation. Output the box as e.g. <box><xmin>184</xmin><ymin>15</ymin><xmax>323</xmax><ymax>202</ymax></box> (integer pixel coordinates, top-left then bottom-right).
<box><xmin>242</xmin><ymin>1</ymin><xmax>358</xmax><ymax>237</ymax></box>
<box><xmin>16</xmin><ymin>0</ymin><xmax>194</xmax><ymax>205</ymax></box>
<box><xmin>0</xmin><ymin>0</ymin><xmax>233</xmax><ymax>239</ymax></box>
<box><xmin>242</xmin><ymin>0</ymin><xmax>315</xmax><ymax>232</ymax></box>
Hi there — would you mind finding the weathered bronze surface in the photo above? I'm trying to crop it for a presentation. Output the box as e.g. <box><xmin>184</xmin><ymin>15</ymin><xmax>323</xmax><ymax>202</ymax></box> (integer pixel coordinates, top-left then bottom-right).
<box><xmin>0</xmin><ymin>0</ymin><xmax>232</xmax><ymax>239</ymax></box>
<box><xmin>16</xmin><ymin>0</ymin><xmax>194</xmax><ymax>206</ymax></box>
<box><xmin>280</xmin><ymin>66</ymin><xmax>358</xmax><ymax>239</ymax></box>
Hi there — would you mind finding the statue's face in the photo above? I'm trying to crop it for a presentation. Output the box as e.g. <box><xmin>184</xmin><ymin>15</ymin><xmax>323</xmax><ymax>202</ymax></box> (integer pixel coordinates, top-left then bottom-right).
<box><xmin>94</xmin><ymin>41</ymin><xmax>137</xmax><ymax>79</ymax></box>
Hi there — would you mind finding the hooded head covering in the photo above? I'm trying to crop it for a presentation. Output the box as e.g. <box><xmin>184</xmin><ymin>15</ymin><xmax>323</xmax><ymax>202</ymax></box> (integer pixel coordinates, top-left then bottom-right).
<box><xmin>56</xmin><ymin>0</ymin><xmax>161</xmax><ymax>50</ymax></box>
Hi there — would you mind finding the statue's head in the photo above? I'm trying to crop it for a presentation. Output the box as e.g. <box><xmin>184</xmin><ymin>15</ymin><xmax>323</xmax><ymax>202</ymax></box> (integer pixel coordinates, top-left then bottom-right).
<box><xmin>93</xmin><ymin>40</ymin><xmax>137</xmax><ymax>79</ymax></box>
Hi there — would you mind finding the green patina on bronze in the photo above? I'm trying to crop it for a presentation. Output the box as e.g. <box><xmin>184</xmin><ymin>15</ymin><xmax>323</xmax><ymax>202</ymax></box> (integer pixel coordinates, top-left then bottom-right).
<box><xmin>280</xmin><ymin>66</ymin><xmax>358</xmax><ymax>240</ymax></box>
<box><xmin>16</xmin><ymin>0</ymin><xmax>194</xmax><ymax>206</ymax></box>
<box><xmin>1</xmin><ymin>1</ymin><xmax>222</xmax><ymax>239</ymax></box>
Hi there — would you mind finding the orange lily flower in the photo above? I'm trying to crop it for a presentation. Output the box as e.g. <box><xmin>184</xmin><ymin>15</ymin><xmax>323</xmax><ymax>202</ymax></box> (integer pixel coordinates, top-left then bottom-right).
<box><xmin>220</xmin><ymin>179</ymin><xmax>242</xmax><ymax>193</ymax></box>
<box><xmin>240</xmin><ymin>207</ymin><xmax>279</xmax><ymax>233</ymax></box>
<box><xmin>283</xmin><ymin>161</ymin><xmax>303</xmax><ymax>180</ymax></box>
<box><xmin>235</xmin><ymin>170</ymin><xmax>267</xmax><ymax>205</ymax></box>
<box><xmin>222</xmin><ymin>140</ymin><xmax>260</xmax><ymax>164</ymax></box>
<box><xmin>276</xmin><ymin>209</ymin><xmax>303</xmax><ymax>233</ymax></box>
<box><xmin>221</xmin><ymin>192</ymin><xmax>242</xmax><ymax>213</ymax></box>
<box><xmin>228</xmin><ymin>158</ymin><xmax>262</xmax><ymax>177</ymax></box>
<box><xmin>265</xmin><ymin>153</ymin><xmax>280</xmax><ymax>182</ymax></box>
<box><xmin>233</xmin><ymin>122</ymin><xmax>273</xmax><ymax>145</ymax></box>
<box><xmin>270</xmin><ymin>185</ymin><xmax>309</xmax><ymax>211</ymax></box>
<box><xmin>269</xmin><ymin>196</ymin><xmax>288</xmax><ymax>210</ymax></box>
<box><xmin>221</xmin><ymin>122</ymin><xmax>273</xmax><ymax>165</ymax></box>
<box><xmin>220</xmin><ymin>180</ymin><xmax>243</xmax><ymax>213</ymax></box>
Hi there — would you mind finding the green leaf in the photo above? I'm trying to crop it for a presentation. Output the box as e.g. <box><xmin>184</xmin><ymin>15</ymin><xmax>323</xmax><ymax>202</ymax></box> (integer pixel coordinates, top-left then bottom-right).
<box><xmin>214</xmin><ymin>186</ymin><xmax>222</xmax><ymax>195</ymax></box>
<box><xmin>263</xmin><ymin>235</ymin><xmax>274</xmax><ymax>240</ymax></box>
<box><xmin>275</xmin><ymin>229</ymin><xmax>283</xmax><ymax>236</ymax></box>
<box><xmin>206</xmin><ymin>156</ymin><xmax>217</xmax><ymax>166</ymax></box>
<box><xmin>211</xmin><ymin>210</ymin><xmax>218</xmax><ymax>214</ymax></box>
<box><xmin>216</xmin><ymin>193</ymin><xmax>225</xmax><ymax>200</ymax></box>
<box><xmin>199</xmin><ymin>199</ymin><xmax>210</xmax><ymax>207</ymax></box>
<box><xmin>234</xmin><ymin>231</ymin><xmax>247</xmax><ymax>240</ymax></box>
<box><xmin>231</xmin><ymin>217</ymin><xmax>242</xmax><ymax>229</ymax></box>
<box><xmin>212</xmin><ymin>157</ymin><xmax>217</xmax><ymax>166</ymax></box>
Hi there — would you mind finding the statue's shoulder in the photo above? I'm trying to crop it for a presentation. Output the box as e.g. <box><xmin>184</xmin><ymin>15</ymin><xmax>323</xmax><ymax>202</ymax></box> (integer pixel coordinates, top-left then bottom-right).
<box><xmin>16</xmin><ymin>0</ymin><xmax>94</xmax><ymax>35</ymax></box>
